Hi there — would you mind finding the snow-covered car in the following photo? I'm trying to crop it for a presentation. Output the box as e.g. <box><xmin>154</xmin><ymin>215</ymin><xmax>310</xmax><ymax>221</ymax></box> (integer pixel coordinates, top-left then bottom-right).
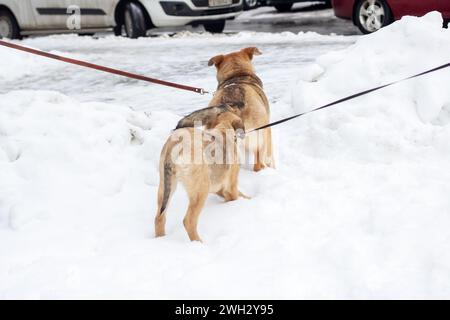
<box><xmin>332</xmin><ymin>0</ymin><xmax>450</xmax><ymax>34</ymax></box>
<box><xmin>0</xmin><ymin>0</ymin><xmax>243</xmax><ymax>39</ymax></box>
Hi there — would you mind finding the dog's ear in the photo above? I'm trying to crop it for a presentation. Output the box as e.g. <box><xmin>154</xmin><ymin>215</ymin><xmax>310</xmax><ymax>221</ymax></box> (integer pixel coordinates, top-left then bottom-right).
<box><xmin>242</xmin><ymin>47</ymin><xmax>262</xmax><ymax>60</ymax></box>
<box><xmin>231</xmin><ymin>118</ymin><xmax>245</xmax><ymax>134</ymax></box>
<box><xmin>231</xmin><ymin>119</ymin><xmax>246</xmax><ymax>139</ymax></box>
<box><xmin>208</xmin><ymin>54</ymin><xmax>224</xmax><ymax>67</ymax></box>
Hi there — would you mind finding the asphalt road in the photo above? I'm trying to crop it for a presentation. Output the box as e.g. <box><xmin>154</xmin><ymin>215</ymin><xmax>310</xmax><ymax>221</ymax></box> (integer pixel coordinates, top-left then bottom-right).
<box><xmin>153</xmin><ymin>2</ymin><xmax>360</xmax><ymax>36</ymax></box>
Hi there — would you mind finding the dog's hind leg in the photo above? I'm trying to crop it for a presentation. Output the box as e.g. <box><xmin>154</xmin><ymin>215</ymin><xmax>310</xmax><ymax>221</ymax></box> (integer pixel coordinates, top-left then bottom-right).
<box><xmin>253</xmin><ymin>128</ymin><xmax>275</xmax><ymax>171</ymax></box>
<box><xmin>222</xmin><ymin>165</ymin><xmax>250</xmax><ymax>200</ymax></box>
<box><xmin>183</xmin><ymin>174</ymin><xmax>209</xmax><ymax>242</ymax></box>
<box><xmin>265</xmin><ymin>127</ymin><xmax>275</xmax><ymax>168</ymax></box>
<box><xmin>253</xmin><ymin>146</ymin><xmax>266</xmax><ymax>172</ymax></box>
<box><xmin>252</xmin><ymin>129</ymin><xmax>268</xmax><ymax>172</ymax></box>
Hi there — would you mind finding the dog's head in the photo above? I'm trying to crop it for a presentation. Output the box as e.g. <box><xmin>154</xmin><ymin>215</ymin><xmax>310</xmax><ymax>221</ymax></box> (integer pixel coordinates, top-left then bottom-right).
<box><xmin>214</xmin><ymin>111</ymin><xmax>245</xmax><ymax>134</ymax></box>
<box><xmin>175</xmin><ymin>104</ymin><xmax>243</xmax><ymax>130</ymax></box>
<box><xmin>208</xmin><ymin>47</ymin><xmax>262</xmax><ymax>84</ymax></box>
<box><xmin>176</xmin><ymin>105</ymin><xmax>245</xmax><ymax>138</ymax></box>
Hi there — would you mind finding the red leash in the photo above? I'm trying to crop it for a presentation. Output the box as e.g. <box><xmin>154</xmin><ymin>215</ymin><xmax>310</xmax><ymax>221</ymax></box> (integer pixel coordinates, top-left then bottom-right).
<box><xmin>0</xmin><ymin>39</ymin><xmax>209</xmax><ymax>95</ymax></box>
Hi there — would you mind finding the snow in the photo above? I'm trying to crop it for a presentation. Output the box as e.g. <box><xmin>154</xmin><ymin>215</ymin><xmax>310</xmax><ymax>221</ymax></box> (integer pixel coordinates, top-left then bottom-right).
<box><xmin>1</xmin><ymin>12</ymin><xmax>450</xmax><ymax>299</ymax></box>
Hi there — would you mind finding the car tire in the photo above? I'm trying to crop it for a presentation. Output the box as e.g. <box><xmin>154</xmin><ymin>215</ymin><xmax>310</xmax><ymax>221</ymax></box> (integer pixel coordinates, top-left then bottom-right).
<box><xmin>354</xmin><ymin>0</ymin><xmax>393</xmax><ymax>34</ymax></box>
<box><xmin>204</xmin><ymin>20</ymin><xmax>226</xmax><ymax>33</ymax></box>
<box><xmin>243</xmin><ymin>0</ymin><xmax>259</xmax><ymax>10</ymax></box>
<box><xmin>122</xmin><ymin>2</ymin><xmax>147</xmax><ymax>38</ymax></box>
<box><xmin>274</xmin><ymin>3</ymin><xmax>293</xmax><ymax>12</ymax></box>
<box><xmin>0</xmin><ymin>10</ymin><xmax>20</xmax><ymax>40</ymax></box>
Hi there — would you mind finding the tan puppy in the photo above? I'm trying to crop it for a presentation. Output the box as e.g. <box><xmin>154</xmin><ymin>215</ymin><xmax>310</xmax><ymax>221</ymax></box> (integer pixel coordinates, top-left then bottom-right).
<box><xmin>155</xmin><ymin>108</ymin><xmax>248</xmax><ymax>242</ymax></box>
<box><xmin>208</xmin><ymin>47</ymin><xmax>274</xmax><ymax>171</ymax></box>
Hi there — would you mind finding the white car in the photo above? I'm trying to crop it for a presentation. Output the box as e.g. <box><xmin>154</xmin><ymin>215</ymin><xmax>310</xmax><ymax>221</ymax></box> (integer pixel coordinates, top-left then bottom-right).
<box><xmin>0</xmin><ymin>0</ymin><xmax>243</xmax><ymax>39</ymax></box>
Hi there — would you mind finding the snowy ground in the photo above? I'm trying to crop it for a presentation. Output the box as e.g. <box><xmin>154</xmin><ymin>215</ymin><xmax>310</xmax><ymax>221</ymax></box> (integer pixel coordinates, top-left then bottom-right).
<box><xmin>1</xmin><ymin>13</ymin><xmax>450</xmax><ymax>299</ymax></box>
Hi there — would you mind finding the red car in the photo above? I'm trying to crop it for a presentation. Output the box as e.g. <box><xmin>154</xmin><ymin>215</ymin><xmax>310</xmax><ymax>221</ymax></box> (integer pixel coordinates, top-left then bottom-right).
<box><xmin>332</xmin><ymin>0</ymin><xmax>450</xmax><ymax>34</ymax></box>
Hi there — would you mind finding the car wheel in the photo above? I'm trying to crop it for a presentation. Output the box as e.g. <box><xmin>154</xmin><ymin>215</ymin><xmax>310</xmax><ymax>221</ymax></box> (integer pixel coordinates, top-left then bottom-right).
<box><xmin>354</xmin><ymin>0</ymin><xmax>393</xmax><ymax>34</ymax></box>
<box><xmin>243</xmin><ymin>0</ymin><xmax>259</xmax><ymax>10</ymax></box>
<box><xmin>0</xmin><ymin>10</ymin><xmax>20</xmax><ymax>39</ymax></box>
<box><xmin>123</xmin><ymin>2</ymin><xmax>147</xmax><ymax>38</ymax></box>
<box><xmin>204</xmin><ymin>20</ymin><xmax>226</xmax><ymax>33</ymax></box>
<box><xmin>274</xmin><ymin>3</ymin><xmax>293</xmax><ymax>12</ymax></box>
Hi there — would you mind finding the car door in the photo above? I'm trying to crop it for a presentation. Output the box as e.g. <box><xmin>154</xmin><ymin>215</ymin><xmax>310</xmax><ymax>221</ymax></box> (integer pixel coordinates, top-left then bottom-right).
<box><xmin>391</xmin><ymin>0</ymin><xmax>439</xmax><ymax>18</ymax></box>
<box><xmin>30</xmin><ymin>0</ymin><xmax>117</xmax><ymax>30</ymax></box>
<box><xmin>69</xmin><ymin>0</ymin><xmax>118</xmax><ymax>28</ymax></box>
<box><xmin>30</xmin><ymin>0</ymin><xmax>73</xmax><ymax>28</ymax></box>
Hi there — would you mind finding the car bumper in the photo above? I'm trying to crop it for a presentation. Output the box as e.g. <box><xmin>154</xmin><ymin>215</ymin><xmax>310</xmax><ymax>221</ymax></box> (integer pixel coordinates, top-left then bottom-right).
<box><xmin>140</xmin><ymin>0</ymin><xmax>243</xmax><ymax>27</ymax></box>
<box><xmin>160</xmin><ymin>1</ymin><xmax>242</xmax><ymax>17</ymax></box>
<box><xmin>331</xmin><ymin>0</ymin><xmax>354</xmax><ymax>19</ymax></box>
<box><xmin>265</xmin><ymin>0</ymin><xmax>305</xmax><ymax>4</ymax></box>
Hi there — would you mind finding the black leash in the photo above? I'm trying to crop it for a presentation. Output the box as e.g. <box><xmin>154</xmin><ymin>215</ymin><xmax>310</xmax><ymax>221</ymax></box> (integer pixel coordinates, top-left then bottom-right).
<box><xmin>248</xmin><ymin>61</ymin><xmax>450</xmax><ymax>133</ymax></box>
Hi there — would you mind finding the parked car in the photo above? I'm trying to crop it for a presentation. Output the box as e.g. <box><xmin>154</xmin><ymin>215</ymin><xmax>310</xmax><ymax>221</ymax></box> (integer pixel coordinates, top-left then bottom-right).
<box><xmin>332</xmin><ymin>0</ymin><xmax>450</xmax><ymax>34</ymax></box>
<box><xmin>0</xmin><ymin>0</ymin><xmax>243</xmax><ymax>39</ymax></box>
<box><xmin>264</xmin><ymin>0</ymin><xmax>331</xmax><ymax>13</ymax></box>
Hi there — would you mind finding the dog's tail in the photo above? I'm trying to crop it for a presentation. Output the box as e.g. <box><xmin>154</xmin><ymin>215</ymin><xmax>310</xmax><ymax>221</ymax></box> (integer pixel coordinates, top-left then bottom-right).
<box><xmin>159</xmin><ymin>159</ymin><xmax>174</xmax><ymax>215</ymax></box>
<box><xmin>157</xmin><ymin>141</ymin><xmax>177</xmax><ymax>216</ymax></box>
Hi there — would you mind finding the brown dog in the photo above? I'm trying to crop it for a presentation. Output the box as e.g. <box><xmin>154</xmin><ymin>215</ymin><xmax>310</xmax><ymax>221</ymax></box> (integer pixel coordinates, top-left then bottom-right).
<box><xmin>207</xmin><ymin>47</ymin><xmax>274</xmax><ymax>171</ymax></box>
<box><xmin>155</xmin><ymin>108</ymin><xmax>248</xmax><ymax>242</ymax></box>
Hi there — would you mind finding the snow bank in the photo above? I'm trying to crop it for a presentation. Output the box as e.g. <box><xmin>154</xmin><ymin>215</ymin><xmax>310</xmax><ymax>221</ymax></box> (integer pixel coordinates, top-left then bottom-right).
<box><xmin>285</xmin><ymin>11</ymin><xmax>450</xmax><ymax>297</ymax></box>
<box><xmin>0</xmin><ymin>90</ymin><xmax>184</xmax><ymax>298</ymax></box>
<box><xmin>293</xmin><ymin>11</ymin><xmax>450</xmax><ymax>161</ymax></box>
<box><xmin>0</xmin><ymin>90</ymin><xmax>168</xmax><ymax>230</ymax></box>
<box><xmin>294</xmin><ymin>12</ymin><xmax>450</xmax><ymax>120</ymax></box>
